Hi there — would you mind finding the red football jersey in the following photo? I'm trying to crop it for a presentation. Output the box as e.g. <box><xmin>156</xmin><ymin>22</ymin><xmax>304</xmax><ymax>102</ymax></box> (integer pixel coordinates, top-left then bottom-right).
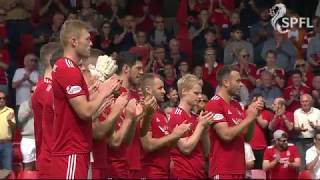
<box><xmin>168</xmin><ymin>107</ymin><xmax>205</xmax><ymax>179</ymax></box>
<box><xmin>51</xmin><ymin>58</ymin><xmax>91</xmax><ymax>155</ymax></box>
<box><xmin>142</xmin><ymin>109</ymin><xmax>171</xmax><ymax>179</ymax></box>
<box><xmin>31</xmin><ymin>78</ymin><xmax>46</xmax><ymax>160</ymax></box>
<box><xmin>204</xmin><ymin>95</ymin><xmax>246</xmax><ymax>176</ymax></box>
<box><xmin>270</xmin><ymin>111</ymin><xmax>294</xmax><ymax>136</ymax></box>
<box><xmin>283</xmin><ymin>85</ymin><xmax>311</xmax><ymax>112</ymax></box>
<box><xmin>0</xmin><ymin>49</ymin><xmax>9</xmax><ymax>85</ymax></box>
<box><xmin>263</xmin><ymin>144</ymin><xmax>300</xmax><ymax>179</ymax></box>
<box><xmin>249</xmin><ymin>110</ymin><xmax>273</xmax><ymax>150</ymax></box>
<box><xmin>38</xmin><ymin>77</ymin><xmax>54</xmax><ymax>172</ymax></box>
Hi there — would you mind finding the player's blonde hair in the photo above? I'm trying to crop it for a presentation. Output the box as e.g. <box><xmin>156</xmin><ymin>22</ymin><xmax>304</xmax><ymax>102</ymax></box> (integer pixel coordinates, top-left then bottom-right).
<box><xmin>177</xmin><ymin>74</ymin><xmax>201</xmax><ymax>97</ymax></box>
<box><xmin>60</xmin><ymin>20</ymin><xmax>89</xmax><ymax>47</ymax></box>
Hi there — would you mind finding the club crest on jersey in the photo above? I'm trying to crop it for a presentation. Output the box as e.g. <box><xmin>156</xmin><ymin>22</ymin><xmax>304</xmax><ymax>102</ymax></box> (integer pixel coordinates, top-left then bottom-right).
<box><xmin>66</xmin><ymin>85</ymin><xmax>82</xmax><ymax>95</ymax></box>
<box><xmin>213</xmin><ymin>113</ymin><xmax>224</xmax><ymax>121</ymax></box>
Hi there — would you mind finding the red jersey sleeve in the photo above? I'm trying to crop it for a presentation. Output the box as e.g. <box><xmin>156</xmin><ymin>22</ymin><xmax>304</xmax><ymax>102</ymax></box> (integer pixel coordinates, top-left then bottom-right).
<box><xmin>54</xmin><ymin>59</ymin><xmax>87</xmax><ymax>99</ymax></box>
<box><xmin>204</xmin><ymin>98</ymin><xmax>227</xmax><ymax>124</ymax></box>
<box><xmin>263</xmin><ymin>147</ymin><xmax>274</xmax><ymax>161</ymax></box>
<box><xmin>283</xmin><ymin>87</ymin><xmax>291</xmax><ymax>100</ymax></box>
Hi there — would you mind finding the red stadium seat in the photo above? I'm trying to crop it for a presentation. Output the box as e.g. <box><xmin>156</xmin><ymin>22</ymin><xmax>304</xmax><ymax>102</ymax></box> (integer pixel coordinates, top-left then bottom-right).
<box><xmin>17</xmin><ymin>171</ymin><xmax>39</xmax><ymax>179</ymax></box>
<box><xmin>298</xmin><ymin>170</ymin><xmax>312</xmax><ymax>179</ymax></box>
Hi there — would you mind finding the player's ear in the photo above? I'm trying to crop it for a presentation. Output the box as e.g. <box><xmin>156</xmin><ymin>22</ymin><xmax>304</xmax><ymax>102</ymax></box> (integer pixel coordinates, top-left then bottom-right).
<box><xmin>122</xmin><ymin>64</ymin><xmax>130</xmax><ymax>74</ymax></box>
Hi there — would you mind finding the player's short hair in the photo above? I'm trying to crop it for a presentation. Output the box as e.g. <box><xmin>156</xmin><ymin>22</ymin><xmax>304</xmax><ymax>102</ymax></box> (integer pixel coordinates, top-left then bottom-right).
<box><xmin>177</xmin><ymin>74</ymin><xmax>200</xmax><ymax>96</ymax></box>
<box><xmin>39</xmin><ymin>42</ymin><xmax>61</xmax><ymax>67</ymax></box>
<box><xmin>60</xmin><ymin>20</ymin><xmax>89</xmax><ymax>47</ymax></box>
<box><xmin>116</xmin><ymin>51</ymin><xmax>140</xmax><ymax>74</ymax></box>
<box><xmin>50</xmin><ymin>48</ymin><xmax>64</xmax><ymax>68</ymax></box>
<box><xmin>216</xmin><ymin>65</ymin><xmax>236</xmax><ymax>86</ymax></box>
<box><xmin>140</xmin><ymin>73</ymin><xmax>162</xmax><ymax>95</ymax></box>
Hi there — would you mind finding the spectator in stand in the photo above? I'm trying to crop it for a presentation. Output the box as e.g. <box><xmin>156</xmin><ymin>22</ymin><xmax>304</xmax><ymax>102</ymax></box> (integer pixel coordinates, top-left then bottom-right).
<box><xmin>284</xmin><ymin>70</ymin><xmax>311</xmax><ymax>112</ymax></box>
<box><xmin>101</xmin><ymin>0</ymin><xmax>124</xmax><ymax>32</ymax></box>
<box><xmin>202</xmin><ymin>48</ymin><xmax>223</xmax><ymax>89</ymax></box>
<box><xmin>148</xmin><ymin>15</ymin><xmax>172</xmax><ymax>46</ymax></box>
<box><xmin>93</xmin><ymin>20</ymin><xmax>115</xmax><ymax>55</ymax></box>
<box><xmin>294</xmin><ymin>94</ymin><xmax>320</xmax><ymax>169</ymax></box>
<box><xmin>312</xmin><ymin>75</ymin><xmax>320</xmax><ymax>109</ymax></box>
<box><xmin>287</xmin><ymin>60</ymin><xmax>314</xmax><ymax>88</ymax></box>
<box><xmin>66</xmin><ymin>9</ymin><xmax>79</xmax><ymax>20</ymax></box>
<box><xmin>238</xmin><ymin>0</ymin><xmax>260</xmax><ymax>27</ymax></box>
<box><xmin>33</xmin><ymin>11</ymin><xmax>65</xmax><ymax>52</ymax></box>
<box><xmin>263</xmin><ymin>130</ymin><xmax>301</xmax><ymax>179</ymax></box>
<box><xmin>256</xmin><ymin>50</ymin><xmax>285</xmax><ymax>89</ymax></box>
<box><xmin>162</xmin><ymin>0</ymin><xmax>179</xmax><ymax>34</ymax></box>
<box><xmin>129</xmin><ymin>30</ymin><xmax>151</xmax><ymax>66</ymax></box>
<box><xmin>133</xmin><ymin>0</ymin><xmax>161</xmax><ymax>33</ymax></box>
<box><xmin>32</xmin><ymin>0</ymin><xmax>69</xmax><ymax>26</ymax></box>
<box><xmin>192</xmin><ymin>93</ymin><xmax>208</xmax><ymax>115</ymax></box>
<box><xmin>166</xmin><ymin>38</ymin><xmax>188</xmax><ymax>67</ymax></box>
<box><xmin>251</xmin><ymin>71</ymin><xmax>282</xmax><ymax>110</ymax></box>
<box><xmin>209</xmin><ymin>0</ymin><xmax>235</xmax><ymax>30</ymax></box>
<box><xmin>0</xmin><ymin>9</ymin><xmax>9</xmax><ymax>45</ymax></box>
<box><xmin>114</xmin><ymin>14</ymin><xmax>137</xmax><ymax>51</ymax></box>
<box><xmin>268</xmin><ymin>98</ymin><xmax>294</xmax><ymax>137</ymax></box>
<box><xmin>18</xmin><ymin>86</ymin><xmax>36</xmax><ymax>170</ymax></box>
<box><xmin>162</xmin><ymin>86</ymin><xmax>179</xmax><ymax>109</ymax></box>
<box><xmin>0</xmin><ymin>90</ymin><xmax>15</xmax><ymax>170</ymax></box>
<box><xmin>192</xmin><ymin>65</ymin><xmax>215</xmax><ymax>98</ymax></box>
<box><xmin>0</xmin><ymin>38</ymin><xmax>9</xmax><ymax>95</ymax></box>
<box><xmin>306</xmin><ymin>131</ymin><xmax>320</xmax><ymax>179</ymax></box>
<box><xmin>177</xmin><ymin>61</ymin><xmax>189</xmax><ymax>79</ymax></box>
<box><xmin>162</xmin><ymin>63</ymin><xmax>177</xmax><ymax>88</ymax></box>
<box><xmin>222</xmin><ymin>11</ymin><xmax>249</xmax><ymax>41</ymax></box>
<box><xmin>78</xmin><ymin>0</ymin><xmax>95</xmax><ymax>21</ymax></box>
<box><xmin>261</xmin><ymin>30</ymin><xmax>297</xmax><ymax>72</ymax></box>
<box><xmin>250</xmin><ymin>7</ymin><xmax>274</xmax><ymax>66</ymax></box>
<box><xmin>224</xmin><ymin>25</ymin><xmax>253</xmax><ymax>65</ymax></box>
<box><xmin>12</xmin><ymin>53</ymin><xmax>39</xmax><ymax>109</ymax></box>
<box><xmin>188</xmin><ymin>9</ymin><xmax>216</xmax><ymax>45</ymax></box>
<box><xmin>192</xmin><ymin>28</ymin><xmax>223</xmax><ymax>66</ymax></box>
<box><xmin>232</xmin><ymin>47</ymin><xmax>257</xmax><ymax>92</ymax></box>
<box><xmin>286</xmin><ymin>13</ymin><xmax>308</xmax><ymax>60</ymax></box>
<box><xmin>249</xmin><ymin>94</ymin><xmax>272</xmax><ymax>169</ymax></box>
<box><xmin>306</xmin><ymin>16</ymin><xmax>320</xmax><ymax>69</ymax></box>
<box><xmin>145</xmin><ymin>45</ymin><xmax>167</xmax><ymax>74</ymax></box>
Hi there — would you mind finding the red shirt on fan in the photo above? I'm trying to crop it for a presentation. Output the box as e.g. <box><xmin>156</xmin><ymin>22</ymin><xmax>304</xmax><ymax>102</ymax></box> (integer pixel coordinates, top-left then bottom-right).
<box><xmin>51</xmin><ymin>58</ymin><xmax>91</xmax><ymax>155</ymax></box>
<box><xmin>202</xmin><ymin>63</ymin><xmax>223</xmax><ymax>88</ymax></box>
<box><xmin>270</xmin><ymin>112</ymin><xmax>294</xmax><ymax>136</ymax></box>
<box><xmin>204</xmin><ymin>95</ymin><xmax>246</xmax><ymax>177</ymax></box>
<box><xmin>168</xmin><ymin>107</ymin><xmax>205</xmax><ymax>179</ymax></box>
<box><xmin>283</xmin><ymin>85</ymin><xmax>311</xmax><ymax>112</ymax></box>
<box><xmin>249</xmin><ymin>110</ymin><xmax>272</xmax><ymax>150</ymax></box>
<box><xmin>256</xmin><ymin>66</ymin><xmax>285</xmax><ymax>87</ymax></box>
<box><xmin>232</xmin><ymin>63</ymin><xmax>257</xmax><ymax>91</ymax></box>
<box><xmin>287</xmin><ymin>72</ymin><xmax>314</xmax><ymax>88</ymax></box>
<box><xmin>142</xmin><ymin>109</ymin><xmax>171</xmax><ymax>179</ymax></box>
<box><xmin>263</xmin><ymin>144</ymin><xmax>300</xmax><ymax>179</ymax></box>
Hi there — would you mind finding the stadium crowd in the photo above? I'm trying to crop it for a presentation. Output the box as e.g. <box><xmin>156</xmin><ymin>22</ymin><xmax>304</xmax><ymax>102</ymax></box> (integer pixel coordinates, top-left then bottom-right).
<box><xmin>0</xmin><ymin>0</ymin><xmax>320</xmax><ymax>179</ymax></box>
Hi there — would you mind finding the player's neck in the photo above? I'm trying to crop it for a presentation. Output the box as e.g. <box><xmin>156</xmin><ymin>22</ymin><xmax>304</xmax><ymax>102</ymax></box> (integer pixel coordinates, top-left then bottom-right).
<box><xmin>119</xmin><ymin>74</ymin><xmax>130</xmax><ymax>89</ymax></box>
<box><xmin>217</xmin><ymin>89</ymin><xmax>232</xmax><ymax>104</ymax></box>
<box><xmin>44</xmin><ymin>68</ymin><xmax>52</xmax><ymax>79</ymax></box>
<box><xmin>64</xmin><ymin>50</ymin><xmax>79</xmax><ymax>64</ymax></box>
<box><xmin>178</xmin><ymin>99</ymin><xmax>191</xmax><ymax>115</ymax></box>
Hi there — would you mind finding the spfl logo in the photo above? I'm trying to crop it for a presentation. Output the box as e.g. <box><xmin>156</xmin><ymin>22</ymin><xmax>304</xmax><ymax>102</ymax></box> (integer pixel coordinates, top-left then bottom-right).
<box><xmin>269</xmin><ymin>3</ymin><xmax>313</xmax><ymax>34</ymax></box>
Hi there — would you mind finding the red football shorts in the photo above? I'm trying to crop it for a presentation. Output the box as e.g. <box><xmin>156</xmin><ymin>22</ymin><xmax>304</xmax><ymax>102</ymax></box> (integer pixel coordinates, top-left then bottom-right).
<box><xmin>49</xmin><ymin>153</ymin><xmax>89</xmax><ymax>179</ymax></box>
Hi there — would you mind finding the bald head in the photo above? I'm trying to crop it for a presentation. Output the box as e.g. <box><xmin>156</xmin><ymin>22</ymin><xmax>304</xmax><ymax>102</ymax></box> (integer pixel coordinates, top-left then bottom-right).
<box><xmin>301</xmin><ymin>93</ymin><xmax>313</xmax><ymax>112</ymax></box>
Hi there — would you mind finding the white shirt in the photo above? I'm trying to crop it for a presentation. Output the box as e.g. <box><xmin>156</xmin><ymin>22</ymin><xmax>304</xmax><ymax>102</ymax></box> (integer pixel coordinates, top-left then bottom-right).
<box><xmin>306</xmin><ymin>145</ymin><xmax>320</xmax><ymax>179</ymax></box>
<box><xmin>13</xmin><ymin>68</ymin><xmax>39</xmax><ymax>105</ymax></box>
<box><xmin>294</xmin><ymin>107</ymin><xmax>320</xmax><ymax>138</ymax></box>
<box><xmin>245</xmin><ymin>143</ymin><xmax>255</xmax><ymax>178</ymax></box>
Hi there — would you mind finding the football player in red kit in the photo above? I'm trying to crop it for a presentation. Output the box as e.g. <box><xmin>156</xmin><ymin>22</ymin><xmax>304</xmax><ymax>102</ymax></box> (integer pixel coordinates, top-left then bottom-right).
<box><xmin>169</xmin><ymin>74</ymin><xmax>214</xmax><ymax>179</ymax></box>
<box><xmin>205</xmin><ymin>66</ymin><xmax>264</xmax><ymax>179</ymax></box>
<box><xmin>49</xmin><ymin>20</ymin><xmax>121</xmax><ymax>179</ymax></box>
<box><xmin>140</xmin><ymin>73</ymin><xmax>191</xmax><ymax>179</ymax></box>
